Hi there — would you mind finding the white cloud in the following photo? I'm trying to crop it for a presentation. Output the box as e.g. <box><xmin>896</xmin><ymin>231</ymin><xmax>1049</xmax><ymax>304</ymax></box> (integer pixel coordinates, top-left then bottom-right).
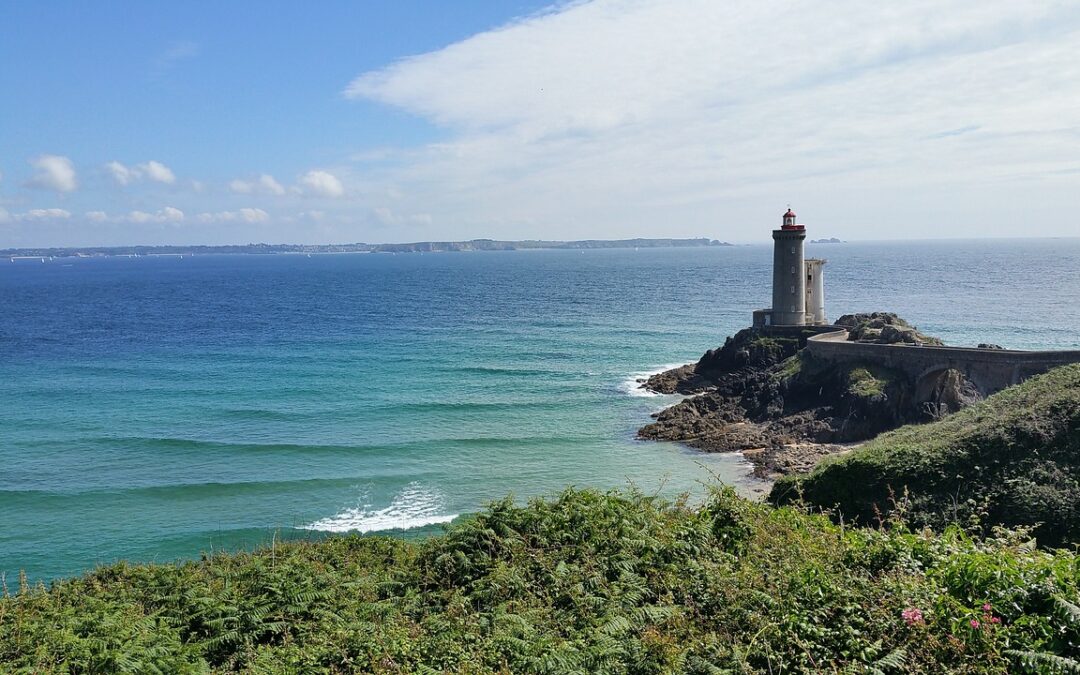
<box><xmin>229</xmin><ymin>174</ymin><xmax>285</xmax><ymax>196</ymax></box>
<box><xmin>105</xmin><ymin>160</ymin><xmax>176</xmax><ymax>185</ymax></box>
<box><xmin>139</xmin><ymin>160</ymin><xmax>176</xmax><ymax>184</ymax></box>
<box><xmin>297</xmin><ymin>170</ymin><xmax>345</xmax><ymax>198</ymax></box>
<box><xmin>85</xmin><ymin>211</ymin><xmax>108</xmax><ymax>222</ymax></box>
<box><xmin>196</xmin><ymin>208</ymin><xmax>270</xmax><ymax>223</ymax></box>
<box><xmin>104</xmin><ymin>161</ymin><xmax>136</xmax><ymax>186</ymax></box>
<box><xmin>16</xmin><ymin>208</ymin><xmax>72</xmax><ymax>221</ymax></box>
<box><xmin>26</xmin><ymin>155</ymin><xmax>77</xmax><ymax>192</ymax></box>
<box><xmin>128</xmin><ymin>207</ymin><xmax>184</xmax><ymax>223</ymax></box>
<box><xmin>342</xmin><ymin>0</ymin><xmax>1080</xmax><ymax>240</ymax></box>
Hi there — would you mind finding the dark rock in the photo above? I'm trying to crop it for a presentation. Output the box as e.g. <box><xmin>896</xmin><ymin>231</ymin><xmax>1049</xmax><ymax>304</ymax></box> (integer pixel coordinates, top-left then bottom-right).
<box><xmin>637</xmin><ymin>328</ymin><xmax>801</xmax><ymax>396</ymax></box>
<box><xmin>635</xmin><ymin>314</ymin><xmax>970</xmax><ymax>478</ymax></box>
<box><xmin>640</xmin><ymin>364</ymin><xmax>709</xmax><ymax>395</ymax></box>
<box><xmin>915</xmin><ymin>368</ymin><xmax>983</xmax><ymax>419</ymax></box>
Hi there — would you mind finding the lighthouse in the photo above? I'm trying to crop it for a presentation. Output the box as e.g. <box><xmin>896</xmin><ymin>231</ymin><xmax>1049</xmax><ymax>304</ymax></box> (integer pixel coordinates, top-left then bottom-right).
<box><xmin>752</xmin><ymin>208</ymin><xmax>827</xmax><ymax>327</ymax></box>
<box><xmin>770</xmin><ymin>209</ymin><xmax>808</xmax><ymax>325</ymax></box>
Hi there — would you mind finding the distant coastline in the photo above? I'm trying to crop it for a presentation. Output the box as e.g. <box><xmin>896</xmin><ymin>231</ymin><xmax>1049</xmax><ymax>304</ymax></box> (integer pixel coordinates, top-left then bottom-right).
<box><xmin>1</xmin><ymin>237</ymin><xmax>732</xmax><ymax>259</ymax></box>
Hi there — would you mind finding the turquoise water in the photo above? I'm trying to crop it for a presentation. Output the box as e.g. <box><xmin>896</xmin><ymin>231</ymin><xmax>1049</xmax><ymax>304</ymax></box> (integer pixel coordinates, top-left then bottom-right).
<box><xmin>2</xmin><ymin>239</ymin><xmax>1078</xmax><ymax>581</ymax></box>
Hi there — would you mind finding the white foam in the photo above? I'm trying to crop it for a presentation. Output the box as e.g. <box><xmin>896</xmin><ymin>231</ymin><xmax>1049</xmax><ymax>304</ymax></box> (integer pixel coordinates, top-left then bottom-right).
<box><xmin>302</xmin><ymin>482</ymin><xmax>458</xmax><ymax>533</ymax></box>
<box><xmin>619</xmin><ymin>363</ymin><xmax>690</xmax><ymax>398</ymax></box>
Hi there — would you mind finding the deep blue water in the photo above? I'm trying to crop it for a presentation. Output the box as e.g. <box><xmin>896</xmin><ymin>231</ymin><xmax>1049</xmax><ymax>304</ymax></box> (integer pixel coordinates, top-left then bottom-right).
<box><xmin>1</xmin><ymin>239</ymin><xmax>1078</xmax><ymax>581</ymax></box>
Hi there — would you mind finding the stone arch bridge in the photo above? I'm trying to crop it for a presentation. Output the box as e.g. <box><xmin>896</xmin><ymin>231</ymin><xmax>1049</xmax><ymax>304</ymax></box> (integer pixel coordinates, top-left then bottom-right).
<box><xmin>805</xmin><ymin>329</ymin><xmax>1080</xmax><ymax>398</ymax></box>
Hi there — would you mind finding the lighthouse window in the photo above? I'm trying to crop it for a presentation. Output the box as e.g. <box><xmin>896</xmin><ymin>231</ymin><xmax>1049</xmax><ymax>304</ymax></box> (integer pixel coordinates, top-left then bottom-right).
<box><xmin>790</xmin><ymin>247</ymin><xmax>795</xmax><ymax>254</ymax></box>
<box><xmin>790</xmin><ymin>285</ymin><xmax>795</xmax><ymax>294</ymax></box>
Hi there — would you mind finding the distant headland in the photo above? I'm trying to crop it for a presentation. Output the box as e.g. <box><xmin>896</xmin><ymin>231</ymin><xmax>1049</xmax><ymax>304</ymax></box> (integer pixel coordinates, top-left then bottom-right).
<box><xmin>2</xmin><ymin>237</ymin><xmax>731</xmax><ymax>259</ymax></box>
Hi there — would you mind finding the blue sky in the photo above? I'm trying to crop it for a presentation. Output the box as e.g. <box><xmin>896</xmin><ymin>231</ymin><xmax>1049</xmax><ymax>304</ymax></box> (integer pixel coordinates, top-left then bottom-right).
<box><xmin>2</xmin><ymin>1</ymin><xmax>1079</xmax><ymax>246</ymax></box>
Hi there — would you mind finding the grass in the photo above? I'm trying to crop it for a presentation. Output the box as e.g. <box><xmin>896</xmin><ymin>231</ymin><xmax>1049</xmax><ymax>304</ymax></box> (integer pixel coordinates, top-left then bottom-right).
<box><xmin>845</xmin><ymin>367</ymin><xmax>887</xmax><ymax>398</ymax></box>
<box><xmin>4</xmin><ymin>486</ymin><xmax>1080</xmax><ymax>673</ymax></box>
<box><xmin>775</xmin><ymin>353</ymin><xmax>805</xmax><ymax>380</ymax></box>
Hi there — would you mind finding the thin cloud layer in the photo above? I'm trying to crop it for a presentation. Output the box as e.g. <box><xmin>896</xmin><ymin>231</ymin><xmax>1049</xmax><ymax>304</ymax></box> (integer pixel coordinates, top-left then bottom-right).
<box><xmin>127</xmin><ymin>207</ymin><xmax>184</xmax><ymax>223</ymax></box>
<box><xmin>16</xmin><ymin>208</ymin><xmax>72</xmax><ymax>221</ymax></box>
<box><xmin>344</xmin><ymin>0</ymin><xmax>1080</xmax><ymax>238</ymax></box>
<box><xmin>230</xmin><ymin>174</ymin><xmax>286</xmax><ymax>196</ymax></box>
<box><xmin>196</xmin><ymin>208</ymin><xmax>270</xmax><ymax>223</ymax></box>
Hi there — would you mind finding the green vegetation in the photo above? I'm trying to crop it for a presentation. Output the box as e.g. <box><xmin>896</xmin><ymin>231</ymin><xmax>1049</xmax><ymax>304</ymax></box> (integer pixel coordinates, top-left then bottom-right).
<box><xmin>5</xmin><ymin>486</ymin><xmax>1080</xmax><ymax>673</ymax></box>
<box><xmin>772</xmin><ymin>364</ymin><xmax>1080</xmax><ymax>547</ymax></box>
<box><xmin>776</xmin><ymin>352</ymin><xmax>805</xmax><ymax>379</ymax></box>
<box><xmin>747</xmin><ymin>336</ymin><xmax>784</xmax><ymax>352</ymax></box>
<box><xmin>845</xmin><ymin>366</ymin><xmax>888</xmax><ymax>398</ymax></box>
<box><xmin>747</xmin><ymin>336</ymin><xmax>798</xmax><ymax>365</ymax></box>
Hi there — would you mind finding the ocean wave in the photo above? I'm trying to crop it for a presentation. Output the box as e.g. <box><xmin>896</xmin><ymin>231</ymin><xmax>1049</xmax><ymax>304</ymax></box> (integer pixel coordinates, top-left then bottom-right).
<box><xmin>216</xmin><ymin>407</ymin><xmax>312</xmax><ymax>421</ymax></box>
<box><xmin>301</xmin><ymin>482</ymin><xmax>458</xmax><ymax>534</ymax></box>
<box><xmin>618</xmin><ymin>363</ymin><xmax>689</xmax><ymax>398</ymax></box>
<box><xmin>439</xmin><ymin>365</ymin><xmax>566</xmax><ymax>377</ymax></box>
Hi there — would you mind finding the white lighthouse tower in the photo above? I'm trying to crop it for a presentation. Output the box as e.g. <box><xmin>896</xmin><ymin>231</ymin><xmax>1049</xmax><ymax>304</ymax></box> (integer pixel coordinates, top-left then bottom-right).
<box><xmin>753</xmin><ymin>208</ymin><xmax>827</xmax><ymax>327</ymax></box>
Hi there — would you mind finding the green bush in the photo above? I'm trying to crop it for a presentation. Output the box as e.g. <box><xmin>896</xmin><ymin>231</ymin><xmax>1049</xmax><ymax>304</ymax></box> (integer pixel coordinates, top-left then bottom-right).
<box><xmin>4</xmin><ymin>486</ymin><xmax>1080</xmax><ymax>673</ymax></box>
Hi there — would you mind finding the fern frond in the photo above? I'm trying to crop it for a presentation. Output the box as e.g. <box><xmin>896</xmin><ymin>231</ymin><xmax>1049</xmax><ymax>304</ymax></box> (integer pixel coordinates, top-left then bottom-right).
<box><xmin>1006</xmin><ymin>649</ymin><xmax>1080</xmax><ymax>674</ymax></box>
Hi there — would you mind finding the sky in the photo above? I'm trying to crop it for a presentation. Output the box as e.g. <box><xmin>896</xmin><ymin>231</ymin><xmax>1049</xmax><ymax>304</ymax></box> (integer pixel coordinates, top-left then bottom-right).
<box><xmin>2</xmin><ymin>0</ymin><xmax>1079</xmax><ymax>247</ymax></box>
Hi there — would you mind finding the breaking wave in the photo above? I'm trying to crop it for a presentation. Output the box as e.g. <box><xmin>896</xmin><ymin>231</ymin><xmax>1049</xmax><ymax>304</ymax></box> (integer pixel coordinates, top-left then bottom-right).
<box><xmin>618</xmin><ymin>363</ymin><xmax>688</xmax><ymax>398</ymax></box>
<box><xmin>301</xmin><ymin>482</ymin><xmax>458</xmax><ymax>534</ymax></box>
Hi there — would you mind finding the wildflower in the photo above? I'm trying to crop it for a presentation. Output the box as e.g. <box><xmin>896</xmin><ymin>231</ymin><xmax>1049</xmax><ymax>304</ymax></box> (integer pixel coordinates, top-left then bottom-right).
<box><xmin>990</xmin><ymin>616</ymin><xmax>1001</xmax><ymax>624</ymax></box>
<box><xmin>901</xmin><ymin>607</ymin><xmax>924</xmax><ymax>626</ymax></box>
<box><xmin>970</xmin><ymin>619</ymin><xmax>980</xmax><ymax>629</ymax></box>
<box><xmin>982</xmin><ymin>603</ymin><xmax>992</xmax><ymax>612</ymax></box>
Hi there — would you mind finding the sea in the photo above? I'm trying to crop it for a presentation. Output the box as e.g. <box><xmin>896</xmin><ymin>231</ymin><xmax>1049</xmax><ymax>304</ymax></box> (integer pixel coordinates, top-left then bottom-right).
<box><xmin>2</xmin><ymin>238</ymin><xmax>1078</xmax><ymax>582</ymax></box>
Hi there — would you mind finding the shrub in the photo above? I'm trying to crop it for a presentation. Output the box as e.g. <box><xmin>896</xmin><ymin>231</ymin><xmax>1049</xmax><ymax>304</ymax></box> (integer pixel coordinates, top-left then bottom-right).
<box><xmin>4</xmin><ymin>485</ymin><xmax>1080</xmax><ymax>672</ymax></box>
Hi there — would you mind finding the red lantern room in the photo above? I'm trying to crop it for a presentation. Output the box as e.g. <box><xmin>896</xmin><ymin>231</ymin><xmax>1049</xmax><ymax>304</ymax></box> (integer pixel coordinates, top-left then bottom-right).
<box><xmin>781</xmin><ymin>208</ymin><xmax>803</xmax><ymax>230</ymax></box>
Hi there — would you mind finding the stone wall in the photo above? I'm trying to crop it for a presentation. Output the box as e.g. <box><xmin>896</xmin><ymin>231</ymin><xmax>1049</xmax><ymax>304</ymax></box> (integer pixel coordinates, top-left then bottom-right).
<box><xmin>805</xmin><ymin>330</ymin><xmax>1080</xmax><ymax>396</ymax></box>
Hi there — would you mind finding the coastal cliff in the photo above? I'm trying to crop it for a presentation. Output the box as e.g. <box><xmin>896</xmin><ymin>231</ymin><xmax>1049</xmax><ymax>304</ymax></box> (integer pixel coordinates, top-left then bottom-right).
<box><xmin>637</xmin><ymin>314</ymin><xmax>976</xmax><ymax>477</ymax></box>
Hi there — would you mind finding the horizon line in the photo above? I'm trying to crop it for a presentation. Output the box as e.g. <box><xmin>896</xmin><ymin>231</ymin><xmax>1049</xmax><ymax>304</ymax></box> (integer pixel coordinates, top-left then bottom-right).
<box><xmin>3</xmin><ymin>233</ymin><xmax>1079</xmax><ymax>254</ymax></box>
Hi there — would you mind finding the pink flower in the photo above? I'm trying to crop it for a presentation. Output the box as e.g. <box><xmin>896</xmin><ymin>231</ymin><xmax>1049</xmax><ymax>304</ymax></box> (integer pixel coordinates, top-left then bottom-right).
<box><xmin>982</xmin><ymin>603</ymin><xmax>992</xmax><ymax>612</ymax></box>
<box><xmin>990</xmin><ymin>616</ymin><xmax>1001</xmax><ymax>624</ymax></box>
<box><xmin>970</xmin><ymin>619</ymin><xmax>980</xmax><ymax>629</ymax></box>
<box><xmin>901</xmin><ymin>607</ymin><xmax>925</xmax><ymax>626</ymax></box>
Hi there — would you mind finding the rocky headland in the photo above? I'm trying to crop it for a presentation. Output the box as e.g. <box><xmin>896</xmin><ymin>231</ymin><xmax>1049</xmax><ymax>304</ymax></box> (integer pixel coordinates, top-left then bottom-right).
<box><xmin>636</xmin><ymin>313</ymin><xmax>978</xmax><ymax>479</ymax></box>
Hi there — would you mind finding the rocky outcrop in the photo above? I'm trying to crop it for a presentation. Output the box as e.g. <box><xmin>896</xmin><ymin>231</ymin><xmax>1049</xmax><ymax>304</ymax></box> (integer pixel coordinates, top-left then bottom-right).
<box><xmin>636</xmin><ymin>316</ymin><xmax>966</xmax><ymax>479</ymax></box>
<box><xmin>834</xmin><ymin>312</ymin><xmax>944</xmax><ymax>346</ymax></box>
<box><xmin>915</xmin><ymin>367</ymin><xmax>983</xmax><ymax>418</ymax></box>
<box><xmin>641</xmin><ymin>328</ymin><xmax>801</xmax><ymax>395</ymax></box>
